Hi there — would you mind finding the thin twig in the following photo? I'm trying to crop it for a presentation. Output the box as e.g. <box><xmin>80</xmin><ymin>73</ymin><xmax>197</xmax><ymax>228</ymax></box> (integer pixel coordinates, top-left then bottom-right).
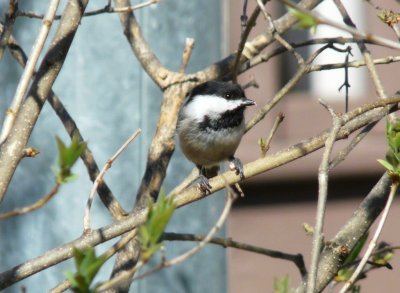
<box><xmin>0</xmin><ymin>0</ymin><xmax>18</xmax><ymax>61</ymax></box>
<box><xmin>179</xmin><ymin>38</ymin><xmax>195</xmax><ymax>73</ymax></box>
<box><xmin>16</xmin><ymin>0</ymin><xmax>160</xmax><ymax>20</ymax></box>
<box><xmin>260</xmin><ymin>112</ymin><xmax>285</xmax><ymax>157</ymax></box>
<box><xmin>241</xmin><ymin>75</ymin><xmax>259</xmax><ymax>89</ymax></box>
<box><xmin>0</xmin><ymin>183</ymin><xmax>60</xmax><ymax>220</ymax></box>
<box><xmin>307</xmin><ymin>99</ymin><xmax>343</xmax><ymax>293</ymax></box>
<box><xmin>83</xmin><ymin>129</ymin><xmax>141</xmax><ymax>231</ymax></box>
<box><xmin>338</xmin><ymin>180</ymin><xmax>399</xmax><ymax>293</ymax></box>
<box><xmin>246</xmin><ymin>43</ymin><xmax>333</xmax><ymax>132</ymax></box>
<box><xmin>232</xmin><ymin>0</ymin><xmax>268</xmax><ymax>83</ymax></box>
<box><xmin>0</xmin><ymin>0</ymin><xmax>61</xmax><ymax>146</ymax></box>
<box><xmin>337</xmin><ymin>46</ymin><xmax>353</xmax><ymax>112</ymax></box>
<box><xmin>333</xmin><ymin>0</ymin><xmax>390</xmax><ymax>121</ymax></box>
<box><xmin>329</xmin><ymin>120</ymin><xmax>379</xmax><ymax>169</ymax></box>
<box><xmin>163</xmin><ymin>232</ymin><xmax>307</xmax><ymax>279</ymax></box>
<box><xmin>257</xmin><ymin>0</ymin><xmax>305</xmax><ymax>66</ymax></box>
<box><xmin>282</xmin><ymin>0</ymin><xmax>400</xmax><ymax>50</ymax></box>
<box><xmin>308</xmin><ymin>55</ymin><xmax>400</xmax><ymax>72</ymax></box>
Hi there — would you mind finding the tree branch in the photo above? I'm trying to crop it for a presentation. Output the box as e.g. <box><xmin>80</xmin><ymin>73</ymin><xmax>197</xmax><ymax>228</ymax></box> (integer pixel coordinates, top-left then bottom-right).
<box><xmin>163</xmin><ymin>232</ymin><xmax>307</xmax><ymax>279</ymax></box>
<box><xmin>0</xmin><ymin>182</ymin><xmax>60</xmax><ymax>220</ymax></box>
<box><xmin>307</xmin><ymin>100</ymin><xmax>342</xmax><ymax>293</ymax></box>
<box><xmin>338</xmin><ymin>180</ymin><xmax>399</xmax><ymax>293</ymax></box>
<box><xmin>0</xmin><ymin>0</ymin><xmax>18</xmax><ymax>61</ymax></box>
<box><xmin>113</xmin><ymin>0</ymin><xmax>172</xmax><ymax>89</ymax></box>
<box><xmin>296</xmin><ymin>173</ymin><xmax>393</xmax><ymax>292</ymax></box>
<box><xmin>0</xmin><ymin>0</ymin><xmax>89</xmax><ymax>203</ymax></box>
<box><xmin>5</xmin><ymin>29</ymin><xmax>127</xmax><ymax>219</ymax></box>
<box><xmin>0</xmin><ymin>0</ymin><xmax>61</xmax><ymax>146</ymax></box>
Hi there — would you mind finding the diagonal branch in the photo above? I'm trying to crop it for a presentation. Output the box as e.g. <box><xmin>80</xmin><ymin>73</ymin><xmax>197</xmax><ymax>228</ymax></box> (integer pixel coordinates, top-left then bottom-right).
<box><xmin>113</xmin><ymin>0</ymin><xmax>172</xmax><ymax>89</ymax></box>
<box><xmin>0</xmin><ymin>0</ymin><xmax>61</xmax><ymax>146</ymax></box>
<box><xmin>0</xmin><ymin>0</ymin><xmax>89</xmax><ymax>204</ymax></box>
<box><xmin>5</xmin><ymin>29</ymin><xmax>127</xmax><ymax>219</ymax></box>
<box><xmin>0</xmin><ymin>0</ymin><xmax>18</xmax><ymax>61</ymax></box>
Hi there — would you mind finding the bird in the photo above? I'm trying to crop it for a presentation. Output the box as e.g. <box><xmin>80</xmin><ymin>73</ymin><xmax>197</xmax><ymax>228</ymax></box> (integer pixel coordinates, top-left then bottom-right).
<box><xmin>177</xmin><ymin>80</ymin><xmax>255</xmax><ymax>192</ymax></box>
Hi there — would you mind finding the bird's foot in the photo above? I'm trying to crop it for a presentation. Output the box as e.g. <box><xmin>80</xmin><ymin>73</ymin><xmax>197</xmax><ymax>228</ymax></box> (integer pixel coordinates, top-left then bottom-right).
<box><xmin>198</xmin><ymin>174</ymin><xmax>212</xmax><ymax>194</ymax></box>
<box><xmin>229</xmin><ymin>157</ymin><xmax>245</xmax><ymax>180</ymax></box>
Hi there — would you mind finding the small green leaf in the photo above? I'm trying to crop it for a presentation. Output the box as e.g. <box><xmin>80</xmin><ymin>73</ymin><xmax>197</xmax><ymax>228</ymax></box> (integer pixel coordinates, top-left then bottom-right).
<box><xmin>377</xmin><ymin>159</ymin><xmax>395</xmax><ymax>172</ymax></box>
<box><xmin>335</xmin><ymin>267</ymin><xmax>354</xmax><ymax>282</ymax></box>
<box><xmin>287</xmin><ymin>6</ymin><xmax>318</xmax><ymax>32</ymax></box>
<box><xmin>273</xmin><ymin>275</ymin><xmax>294</xmax><ymax>293</ymax></box>
<box><xmin>65</xmin><ymin>247</ymin><xmax>106</xmax><ymax>293</ymax></box>
<box><xmin>55</xmin><ymin>132</ymin><xmax>86</xmax><ymax>184</ymax></box>
<box><xmin>138</xmin><ymin>190</ymin><xmax>175</xmax><ymax>262</ymax></box>
<box><xmin>373</xmin><ymin>242</ymin><xmax>394</xmax><ymax>267</ymax></box>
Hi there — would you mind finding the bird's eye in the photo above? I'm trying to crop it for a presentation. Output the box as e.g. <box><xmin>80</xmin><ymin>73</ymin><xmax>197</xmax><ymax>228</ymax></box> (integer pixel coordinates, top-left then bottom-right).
<box><xmin>225</xmin><ymin>93</ymin><xmax>231</xmax><ymax>99</ymax></box>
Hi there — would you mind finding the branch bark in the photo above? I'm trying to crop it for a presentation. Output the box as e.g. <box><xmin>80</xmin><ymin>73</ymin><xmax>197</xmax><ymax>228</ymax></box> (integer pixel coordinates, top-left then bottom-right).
<box><xmin>0</xmin><ymin>0</ymin><xmax>89</xmax><ymax>204</ymax></box>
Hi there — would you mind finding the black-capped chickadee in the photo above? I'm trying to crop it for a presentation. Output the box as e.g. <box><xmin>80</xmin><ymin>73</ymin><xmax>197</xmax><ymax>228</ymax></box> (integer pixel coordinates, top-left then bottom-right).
<box><xmin>177</xmin><ymin>81</ymin><xmax>255</xmax><ymax>192</ymax></box>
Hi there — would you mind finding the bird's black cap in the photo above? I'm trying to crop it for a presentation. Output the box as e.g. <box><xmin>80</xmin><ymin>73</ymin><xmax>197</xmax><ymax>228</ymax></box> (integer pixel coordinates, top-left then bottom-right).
<box><xmin>188</xmin><ymin>81</ymin><xmax>246</xmax><ymax>102</ymax></box>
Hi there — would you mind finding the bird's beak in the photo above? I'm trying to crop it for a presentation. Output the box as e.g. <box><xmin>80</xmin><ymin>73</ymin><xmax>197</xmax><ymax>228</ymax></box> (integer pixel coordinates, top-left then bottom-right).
<box><xmin>241</xmin><ymin>98</ymin><xmax>256</xmax><ymax>107</ymax></box>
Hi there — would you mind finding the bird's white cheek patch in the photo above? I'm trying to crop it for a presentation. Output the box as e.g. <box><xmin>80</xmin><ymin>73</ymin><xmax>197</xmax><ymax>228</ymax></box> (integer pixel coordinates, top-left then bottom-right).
<box><xmin>183</xmin><ymin>94</ymin><xmax>244</xmax><ymax>121</ymax></box>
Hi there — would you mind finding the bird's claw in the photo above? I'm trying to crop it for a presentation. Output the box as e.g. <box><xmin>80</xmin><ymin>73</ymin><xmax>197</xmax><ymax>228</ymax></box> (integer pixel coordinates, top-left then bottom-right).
<box><xmin>229</xmin><ymin>157</ymin><xmax>245</xmax><ymax>180</ymax></box>
<box><xmin>198</xmin><ymin>174</ymin><xmax>212</xmax><ymax>194</ymax></box>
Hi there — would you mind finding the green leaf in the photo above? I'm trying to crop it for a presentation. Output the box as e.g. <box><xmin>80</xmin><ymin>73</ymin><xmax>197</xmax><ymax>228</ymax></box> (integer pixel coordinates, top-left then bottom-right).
<box><xmin>64</xmin><ymin>247</ymin><xmax>106</xmax><ymax>293</ymax></box>
<box><xmin>373</xmin><ymin>242</ymin><xmax>394</xmax><ymax>267</ymax></box>
<box><xmin>138</xmin><ymin>190</ymin><xmax>176</xmax><ymax>262</ymax></box>
<box><xmin>55</xmin><ymin>132</ymin><xmax>86</xmax><ymax>184</ymax></box>
<box><xmin>287</xmin><ymin>6</ymin><xmax>318</xmax><ymax>32</ymax></box>
<box><xmin>273</xmin><ymin>275</ymin><xmax>294</xmax><ymax>293</ymax></box>
<box><xmin>335</xmin><ymin>268</ymin><xmax>354</xmax><ymax>282</ymax></box>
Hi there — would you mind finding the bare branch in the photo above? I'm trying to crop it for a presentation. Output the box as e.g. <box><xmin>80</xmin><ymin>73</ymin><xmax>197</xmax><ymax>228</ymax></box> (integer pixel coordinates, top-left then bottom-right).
<box><xmin>113</xmin><ymin>0</ymin><xmax>173</xmax><ymax>89</ymax></box>
<box><xmin>163</xmin><ymin>232</ymin><xmax>307</xmax><ymax>279</ymax></box>
<box><xmin>245</xmin><ymin>43</ymin><xmax>332</xmax><ymax>132</ymax></box>
<box><xmin>307</xmin><ymin>100</ymin><xmax>343</xmax><ymax>293</ymax></box>
<box><xmin>179</xmin><ymin>38</ymin><xmax>195</xmax><ymax>73</ymax></box>
<box><xmin>16</xmin><ymin>0</ymin><xmax>160</xmax><ymax>19</ymax></box>
<box><xmin>231</xmin><ymin>0</ymin><xmax>268</xmax><ymax>82</ymax></box>
<box><xmin>5</xmin><ymin>29</ymin><xmax>126</xmax><ymax>219</ymax></box>
<box><xmin>282</xmin><ymin>0</ymin><xmax>400</xmax><ymax>50</ymax></box>
<box><xmin>83</xmin><ymin>129</ymin><xmax>141</xmax><ymax>231</ymax></box>
<box><xmin>0</xmin><ymin>183</ymin><xmax>60</xmax><ymax>220</ymax></box>
<box><xmin>0</xmin><ymin>0</ymin><xmax>61</xmax><ymax>146</ymax></box>
<box><xmin>333</xmin><ymin>0</ymin><xmax>390</xmax><ymax>121</ymax></box>
<box><xmin>260</xmin><ymin>112</ymin><xmax>285</xmax><ymax>157</ymax></box>
<box><xmin>329</xmin><ymin>120</ymin><xmax>379</xmax><ymax>169</ymax></box>
<box><xmin>308</xmin><ymin>55</ymin><xmax>400</xmax><ymax>72</ymax></box>
<box><xmin>338</xmin><ymin>180</ymin><xmax>399</xmax><ymax>293</ymax></box>
<box><xmin>0</xmin><ymin>0</ymin><xmax>18</xmax><ymax>61</ymax></box>
<box><xmin>0</xmin><ymin>0</ymin><xmax>89</xmax><ymax>203</ymax></box>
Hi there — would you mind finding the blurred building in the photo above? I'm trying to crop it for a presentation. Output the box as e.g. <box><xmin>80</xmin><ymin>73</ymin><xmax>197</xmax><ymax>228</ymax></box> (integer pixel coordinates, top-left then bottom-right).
<box><xmin>227</xmin><ymin>0</ymin><xmax>400</xmax><ymax>292</ymax></box>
